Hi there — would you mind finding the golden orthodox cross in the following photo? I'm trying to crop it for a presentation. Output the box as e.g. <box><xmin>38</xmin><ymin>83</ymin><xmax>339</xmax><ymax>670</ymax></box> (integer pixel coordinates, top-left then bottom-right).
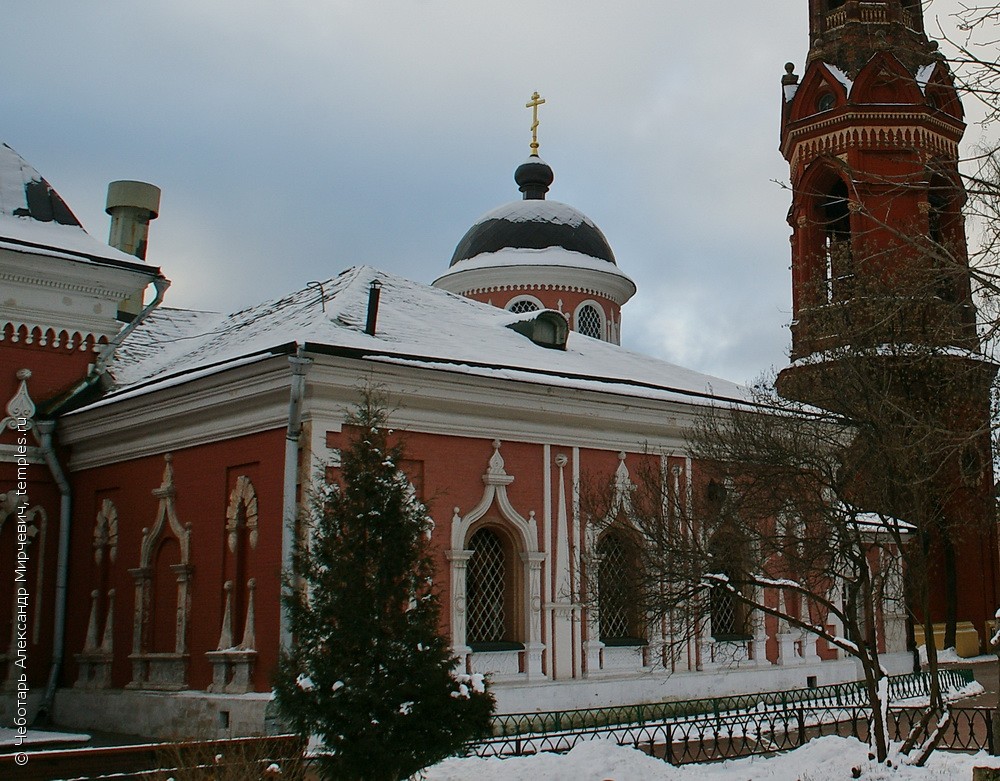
<box><xmin>526</xmin><ymin>91</ymin><xmax>546</xmax><ymax>156</ymax></box>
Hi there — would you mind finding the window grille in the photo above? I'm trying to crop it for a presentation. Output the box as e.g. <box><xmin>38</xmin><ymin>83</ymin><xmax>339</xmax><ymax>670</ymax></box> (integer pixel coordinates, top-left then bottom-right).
<box><xmin>577</xmin><ymin>304</ymin><xmax>602</xmax><ymax>340</ymax></box>
<box><xmin>598</xmin><ymin>534</ymin><xmax>634</xmax><ymax>641</ymax></box>
<box><xmin>710</xmin><ymin>587</ymin><xmax>740</xmax><ymax>639</ymax></box>
<box><xmin>467</xmin><ymin>528</ymin><xmax>507</xmax><ymax>644</ymax></box>
<box><xmin>508</xmin><ymin>299</ymin><xmax>540</xmax><ymax>314</ymax></box>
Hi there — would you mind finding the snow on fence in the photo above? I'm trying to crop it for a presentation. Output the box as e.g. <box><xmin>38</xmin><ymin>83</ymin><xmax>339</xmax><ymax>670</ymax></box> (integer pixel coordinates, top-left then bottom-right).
<box><xmin>487</xmin><ymin>669</ymin><xmax>972</xmax><ymax>737</ymax></box>
<box><xmin>472</xmin><ymin>669</ymin><xmax>982</xmax><ymax>764</ymax></box>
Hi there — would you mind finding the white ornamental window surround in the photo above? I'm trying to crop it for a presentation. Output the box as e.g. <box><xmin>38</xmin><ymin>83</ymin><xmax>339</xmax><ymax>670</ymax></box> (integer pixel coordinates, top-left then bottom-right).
<box><xmin>448</xmin><ymin>440</ymin><xmax>544</xmax><ymax>679</ymax></box>
<box><xmin>78</xmin><ymin>499</ymin><xmax>118</xmax><ymax>688</ymax></box>
<box><xmin>507</xmin><ymin>295</ymin><xmax>544</xmax><ymax>314</ymax></box>
<box><xmin>128</xmin><ymin>453</ymin><xmax>193</xmax><ymax>690</ymax></box>
<box><xmin>226</xmin><ymin>476</ymin><xmax>259</xmax><ymax>554</ymax></box>
<box><xmin>584</xmin><ymin>453</ymin><xmax>652</xmax><ymax>674</ymax></box>
<box><xmin>574</xmin><ymin>301</ymin><xmax>606</xmax><ymax>341</ymax></box>
<box><xmin>222</xmin><ymin>475</ymin><xmax>259</xmax><ymax>649</ymax></box>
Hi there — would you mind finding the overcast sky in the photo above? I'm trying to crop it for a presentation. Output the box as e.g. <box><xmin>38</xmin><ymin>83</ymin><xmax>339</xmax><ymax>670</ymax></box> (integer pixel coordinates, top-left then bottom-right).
<box><xmin>2</xmin><ymin>1</ymin><xmax>984</xmax><ymax>385</ymax></box>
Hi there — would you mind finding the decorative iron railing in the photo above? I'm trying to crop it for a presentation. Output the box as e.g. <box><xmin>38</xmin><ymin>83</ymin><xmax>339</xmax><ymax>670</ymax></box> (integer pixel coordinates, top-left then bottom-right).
<box><xmin>823</xmin><ymin>2</ymin><xmax>920</xmax><ymax>32</ymax></box>
<box><xmin>473</xmin><ymin>704</ymin><xmax>993</xmax><ymax>765</ymax></box>
<box><xmin>487</xmin><ymin>668</ymin><xmax>973</xmax><ymax>737</ymax></box>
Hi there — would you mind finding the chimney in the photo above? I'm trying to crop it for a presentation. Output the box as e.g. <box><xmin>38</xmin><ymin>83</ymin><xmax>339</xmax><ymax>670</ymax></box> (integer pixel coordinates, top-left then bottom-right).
<box><xmin>106</xmin><ymin>180</ymin><xmax>161</xmax><ymax>321</ymax></box>
<box><xmin>365</xmin><ymin>279</ymin><xmax>382</xmax><ymax>336</ymax></box>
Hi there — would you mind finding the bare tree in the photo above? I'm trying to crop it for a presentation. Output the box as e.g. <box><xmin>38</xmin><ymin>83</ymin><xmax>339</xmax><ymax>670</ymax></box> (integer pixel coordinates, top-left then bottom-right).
<box><xmin>582</xmin><ymin>390</ymin><xmax>910</xmax><ymax>762</ymax></box>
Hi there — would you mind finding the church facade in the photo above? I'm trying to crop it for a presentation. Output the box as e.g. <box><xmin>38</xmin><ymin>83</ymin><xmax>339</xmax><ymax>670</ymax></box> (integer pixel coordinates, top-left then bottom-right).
<box><xmin>0</xmin><ymin>0</ymin><xmax>991</xmax><ymax>740</ymax></box>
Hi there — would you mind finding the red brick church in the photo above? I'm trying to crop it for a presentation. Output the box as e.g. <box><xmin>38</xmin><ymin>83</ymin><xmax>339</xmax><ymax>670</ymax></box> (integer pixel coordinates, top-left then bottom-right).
<box><xmin>0</xmin><ymin>0</ymin><xmax>995</xmax><ymax>739</ymax></box>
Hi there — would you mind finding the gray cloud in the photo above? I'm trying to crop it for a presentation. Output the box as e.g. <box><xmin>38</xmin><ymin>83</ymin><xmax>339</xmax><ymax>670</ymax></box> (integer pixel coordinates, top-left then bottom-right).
<box><xmin>1</xmin><ymin>1</ymin><xmax>976</xmax><ymax>384</ymax></box>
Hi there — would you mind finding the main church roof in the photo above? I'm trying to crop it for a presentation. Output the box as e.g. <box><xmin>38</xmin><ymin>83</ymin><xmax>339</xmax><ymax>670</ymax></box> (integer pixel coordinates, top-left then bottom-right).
<box><xmin>79</xmin><ymin>266</ymin><xmax>746</xmax><ymax>411</ymax></box>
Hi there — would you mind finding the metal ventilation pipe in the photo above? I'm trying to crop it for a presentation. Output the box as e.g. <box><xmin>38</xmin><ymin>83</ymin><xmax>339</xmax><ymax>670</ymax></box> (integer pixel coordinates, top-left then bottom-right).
<box><xmin>106</xmin><ymin>180</ymin><xmax>161</xmax><ymax>320</ymax></box>
<box><xmin>365</xmin><ymin>279</ymin><xmax>383</xmax><ymax>335</ymax></box>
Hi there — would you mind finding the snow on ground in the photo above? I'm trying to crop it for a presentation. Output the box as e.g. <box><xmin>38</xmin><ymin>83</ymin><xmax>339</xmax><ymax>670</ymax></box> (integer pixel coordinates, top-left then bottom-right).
<box><xmin>916</xmin><ymin>645</ymin><xmax>998</xmax><ymax>666</ymax></box>
<box><xmin>0</xmin><ymin>728</ymin><xmax>90</xmax><ymax>748</ymax></box>
<box><xmin>426</xmin><ymin>736</ymin><xmax>1000</xmax><ymax>780</ymax></box>
<box><xmin>893</xmin><ymin>679</ymin><xmax>985</xmax><ymax>708</ymax></box>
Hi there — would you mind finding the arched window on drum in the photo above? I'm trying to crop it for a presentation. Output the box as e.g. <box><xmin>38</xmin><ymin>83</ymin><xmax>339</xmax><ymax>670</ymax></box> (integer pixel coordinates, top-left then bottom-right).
<box><xmin>575</xmin><ymin>302</ymin><xmax>605</xmax><ymax>340</ymax></box>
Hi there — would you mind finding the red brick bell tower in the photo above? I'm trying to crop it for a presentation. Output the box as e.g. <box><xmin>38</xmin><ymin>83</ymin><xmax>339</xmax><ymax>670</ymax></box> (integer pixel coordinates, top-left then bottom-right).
<box><xmin>776</xmin><ymin>1</ymin><xmax>1000</xmax><ymax>649</ymax></box>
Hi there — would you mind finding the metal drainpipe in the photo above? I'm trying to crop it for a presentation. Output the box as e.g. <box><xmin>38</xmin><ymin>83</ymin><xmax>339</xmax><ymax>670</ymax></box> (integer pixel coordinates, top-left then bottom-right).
<box><xmin>34</xmin><ymin>420</ymin><xmax>71</xmax><ymax>724</ymax></box>
<box><xmin>280</xmin><ymin>350</ymin><xmax>312</xmax><ymax>651</ymax></box>
<box><xmin>94</xmin><ymin>277</ymin><xmax>171</xmax><ymax>375</ymax></box>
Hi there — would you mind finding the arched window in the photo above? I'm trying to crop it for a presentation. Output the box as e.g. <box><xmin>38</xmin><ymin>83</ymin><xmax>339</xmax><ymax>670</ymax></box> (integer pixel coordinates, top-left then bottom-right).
<box><xmin>820</xmin><ymin>179</ymin><xmax>852</xmax><ymax>303</ymax></box>
<box><xmin>466</xmin><ymin>527</ymin><xmax>521</xmax><ymax>649</ymax></box>
<box><xmin>704</xmin><ymin>480</ymin><xmax>750</xmax><ymax>642</ymax></box>
<box><xmin>576</xmin><ymin>303</ymin><xmax>604</xmax><ymax>340</ymax></box>
<box><xmin>597</xmin><ymin>532</ymin><xmax>643</xmax><ymax>644</ymax></box>
<box><xmin>707</xmin><ymin>530</ymin><xmax>751</xmax><ymax>641</ymax></box>
<box><xmin>508</xmin><ymin>299</ymin><xmax>540</xmax><ymax>315</ymax></box>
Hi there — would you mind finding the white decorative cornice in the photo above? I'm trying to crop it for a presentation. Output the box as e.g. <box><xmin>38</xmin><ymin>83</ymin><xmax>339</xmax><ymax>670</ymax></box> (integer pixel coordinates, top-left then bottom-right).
<box><xmin>0</xmin><ymin>246</ymin><xmax>158</xmax><ymax>347</ymax></box>
<box><xmin>60</xmin><ymin>358</ymin><xmax>293</xmax><ymax>470</ymax></box>
<box><xmin>0</xmin><ymin>444</ymin><xmax>44</xmax><ymax>464</ymax></box>
<box><xmin>434</xmin><ymin>264</ymin><xmax>636</xmax><ymax>306</ymax></box>
<box><xmin>2</xmin><ymin>322</ymin><xmax>104</xmax><ymax>351</ymax></box>
<box><xmin>60</xmin><ymin>352</ymin><xmax>703</xmax><ymax>471</ymax></box>
<box><xmin>0</xmin><ymin>269</ymin><xmax>141</xmax><ymax>300</ymax></box>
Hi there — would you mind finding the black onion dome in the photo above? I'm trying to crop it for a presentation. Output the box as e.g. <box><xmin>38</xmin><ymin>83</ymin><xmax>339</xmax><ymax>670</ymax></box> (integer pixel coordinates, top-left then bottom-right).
<box><xmin>449</xmin><ymin>155</ymin><xmax>617</xmax><ymax>267</ymax></box>
<box><xmin>449</xmin><ymin>200</ymin><xmax>617</xmax><ymax>266</ymax></box>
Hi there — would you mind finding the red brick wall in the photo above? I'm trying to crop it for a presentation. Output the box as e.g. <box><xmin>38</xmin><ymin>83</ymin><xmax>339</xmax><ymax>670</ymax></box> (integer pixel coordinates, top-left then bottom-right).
<box><xmin>65</xmin><ymin>428</ymin><xmax>286</xmax><ymax>692</ymax></box>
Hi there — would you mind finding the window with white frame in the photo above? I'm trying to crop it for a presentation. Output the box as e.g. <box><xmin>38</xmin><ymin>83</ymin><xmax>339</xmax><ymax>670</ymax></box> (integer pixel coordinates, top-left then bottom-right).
<box><xmin>508</xmin><ymin>299</ymin><xmax>539</xmax><ymax>314</ymax></box>
<box><xmin>576</xmin><ymin>303</ymin><xmax>604</xmax><ymax>340</ymax></box>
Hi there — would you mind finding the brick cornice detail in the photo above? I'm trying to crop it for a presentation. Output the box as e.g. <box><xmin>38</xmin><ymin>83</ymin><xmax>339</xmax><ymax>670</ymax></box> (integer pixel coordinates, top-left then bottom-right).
<box><xmin>785</xmin><ymin>123</ymin><xmax>959</xmax><ymax>174</ymax></box>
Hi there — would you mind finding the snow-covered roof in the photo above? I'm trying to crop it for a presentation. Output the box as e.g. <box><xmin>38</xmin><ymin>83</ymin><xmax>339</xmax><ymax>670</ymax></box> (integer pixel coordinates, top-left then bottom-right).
<box><xmin>852</xmin><ymin>512</ymin><xmax>915</xmax><ymax>534</ymax></box>
<box><xmin>88</xmin><ymin>266</ymin><xmax>748</xmax><ymax>409</ymax></box>
<box><xmin>473</xmin><ymin>199</ymin><xmax>592</xmax><ymax>229</ymax></box>
<box><xmin>915</xmin><ymin>63</ymin><xmax>937</xmax><ymax>94</ymax></box>
<box><xmin>823</xmin><ymin>63</ymin><xmax>854</xmax><ymax>94</ymax></box>
<box><xmin>0</xmin><ymin>142</ymin><xmax>157</xmax><ymax>272</ymax></box>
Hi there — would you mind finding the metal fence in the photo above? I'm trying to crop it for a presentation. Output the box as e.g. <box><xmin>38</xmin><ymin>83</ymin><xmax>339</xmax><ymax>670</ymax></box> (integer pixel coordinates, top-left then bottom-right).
<box><xmin>487</xmin><ymin>668</ymin><xmax>973</xmax><ymax>737</ymax></box>
<box><xmin>472</xmin><ymin>669</ymin><xmax>984</xmax><ymax>765</ymax></box>
<box><xmin>473</xmin><ymin>705</ymin><xmax>994</xmax><ymax>764</ymax></box>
